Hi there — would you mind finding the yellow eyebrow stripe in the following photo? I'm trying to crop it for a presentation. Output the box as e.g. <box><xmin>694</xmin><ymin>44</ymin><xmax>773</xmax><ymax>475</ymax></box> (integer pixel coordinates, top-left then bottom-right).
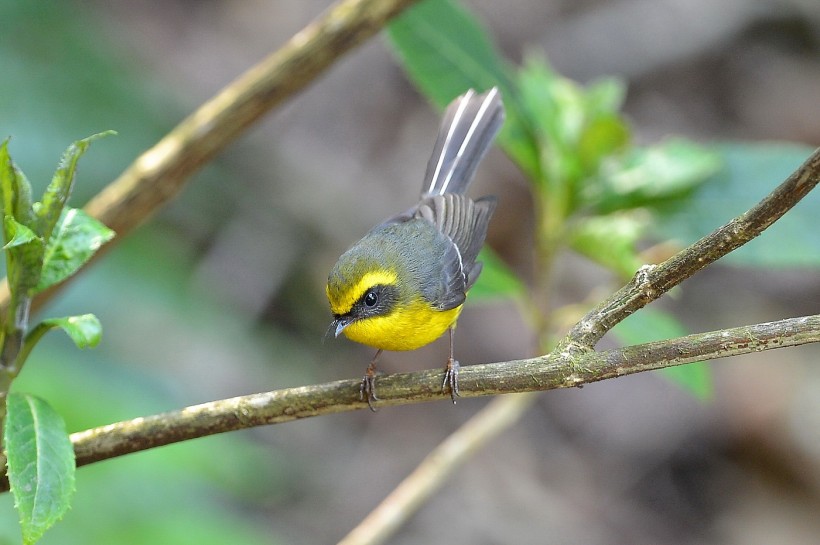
<box><xmin>328</xmin><ymin>269</ymin><xmax>398</xmax><ymax>315</ymax></box>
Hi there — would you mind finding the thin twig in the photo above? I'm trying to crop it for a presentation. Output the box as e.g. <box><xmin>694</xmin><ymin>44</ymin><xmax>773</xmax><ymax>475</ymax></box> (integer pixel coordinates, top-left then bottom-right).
<box><xmin>337</xmin><ymin>393</ymin><xmax>536</xmax><ymax>545</ymax></box>
<box><xmin>335</xmin><ymin>146</ymin><xmax>820</xmax><ymax>544</ymax></box>
<box><xmin>564</xmin><ymin>146</ymin><xmax>820</xmax><ymax>348</ymax></box>
<box><xmin>0</xmin><ymin>0</ymin><xmax>421</xmax><ymax>314</ymax></box>
<box><xmin>0</xmin><ymin>145</ymin><xmax>815</xmax><ymax>492</ymax></box>
<box><xmin>336</xmin><ymin>314</ymin><xmax>820</xmax><ymax>545</ymax></box>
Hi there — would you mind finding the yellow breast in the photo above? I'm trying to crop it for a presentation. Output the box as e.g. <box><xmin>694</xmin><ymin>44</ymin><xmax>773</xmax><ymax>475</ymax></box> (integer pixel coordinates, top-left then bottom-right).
<box><xmin>341</xmin><ymin>298</ymin><xmax>463</xmax><ymax>352</ymax></box>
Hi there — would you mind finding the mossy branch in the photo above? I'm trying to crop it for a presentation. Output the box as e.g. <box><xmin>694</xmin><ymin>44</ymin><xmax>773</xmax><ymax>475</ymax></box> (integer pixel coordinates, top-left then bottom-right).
<box><xmin>336</xmin><ymin>145</ymin><xmax>820</xmax><ymax>545</ymax></box>
<box><xmin>0</xmin><ymin>0</ymin><xmax>816</xmax><ymax>501</ymax></box>
<box><xmin>0</xmin><ymin>146</ymin><xmax>815</xmax><ymax>492</ymax></box>
<box><xmin>0</xmin><ymin>313</ymin><xmax>802</xmax><ymax>486</ymax></box>
<box><xmin>563</xmin><ymin>144</ymin><xmax>820</xmax><ymax>349</ymax></box>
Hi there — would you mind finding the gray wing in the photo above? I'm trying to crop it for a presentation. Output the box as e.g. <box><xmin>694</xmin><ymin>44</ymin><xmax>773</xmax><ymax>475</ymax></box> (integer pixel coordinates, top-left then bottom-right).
<box><xmin>415</xmin><ymin>193</ymin><xmax>497</xmax><ymax>292</ymax></box>
<box><xmin>371</xmin><ymin>195</ymin><xmax>496</xmax><ymax>311</ymax></box>
<box><xmin>422</xmin><ymin>87</ymin><xmax>505</xmax><ymax>197</ymax></box>
<box><xmin>426</xmin><ymin>228</ymin><xmax>469</xmax><ymax>311</ymax></box>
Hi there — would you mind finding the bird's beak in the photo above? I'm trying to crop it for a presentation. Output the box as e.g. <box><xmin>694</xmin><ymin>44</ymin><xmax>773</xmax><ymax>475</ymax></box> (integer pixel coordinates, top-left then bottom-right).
<box><xmin>332</xmin><ymin>317</ymin><xmax>351</xmax><ymax>338</ymax></box>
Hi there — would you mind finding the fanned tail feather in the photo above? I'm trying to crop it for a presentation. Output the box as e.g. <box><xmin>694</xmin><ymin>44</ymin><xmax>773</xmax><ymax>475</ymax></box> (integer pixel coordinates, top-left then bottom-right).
<box><xmin>422</xmin><ymin>87</ymin><xmax>505</xmax><ymax>197</ymax></box>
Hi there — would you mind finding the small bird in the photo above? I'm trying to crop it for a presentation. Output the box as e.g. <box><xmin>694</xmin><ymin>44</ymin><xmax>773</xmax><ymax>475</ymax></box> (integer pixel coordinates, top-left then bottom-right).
<box><xmin>326</xmin><ymin>88</ymin><xmax>504</xmax><ymax>410</ymax></box>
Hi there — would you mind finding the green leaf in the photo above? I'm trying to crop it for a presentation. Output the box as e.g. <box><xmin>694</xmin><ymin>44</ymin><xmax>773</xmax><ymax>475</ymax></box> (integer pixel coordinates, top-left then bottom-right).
<box><xmin>0</xmin><ymin>138</ymin><xmax>16</xmax><ymax>218</ymax></box>
<box><xmin>577</xmin><ymin>115</ymin><xmax>630</xmax><ymax>174</ymax></box>
<box><xmin>584</xmin><ymin>77</ymin><xmax>627</xmax><ymax>118</ymax></box>
<box><xmin>469</xmin><ymin>248</ymin><xmax>525</xmax><ymax>300</ymax></box>
<box><xmin>4</xmin><ymin>215</ymin><xmax>45</xmax><ymax>296</ymax></box>
<box><xmin>35</xmin><ymin>207</ymin><xmax>115</xmax><ymax>293</ymax></box>
<box><xmin>515</xmin><ymin>54</ymin><xmax>631</xmax><ymax>211</ymax></box>
<box><xmin>35</xmin><ymin>131</ymin><xmax>114</xmax><ymax>242</ymax></box>
<box><xmin>38</xmin><ymin>314</ymin><xmax>102</xmax><ymax>349</ymax></box>
<box><xmin>519</xmin><ymin>56</ymin><xmax>621</xmax><ymax>147</ymax></box>
<box><xmin>657</xmin><ymin>356</ymin><xmax>713</xmax><ymax>401</ymax></box>
<box><xmin>569</xmin><ymin>213</ymin><xmax>646</xmax><ymax>280</ymax></box>
<box><xmin>3</xmin><ymin>216</ymin><xmax>39</xmax><ymax>249</ymax></box>
<box><xmin>587</xmin><ymin>139</ymin><xmax>722</xmax><ymax>214</ymax></box>
<box><xmin>1</xmin><ymin>140</ymin><xmax>36</xmax><ymax>232</ymax></box>
<box><xmin>610</xmin><ymin>307</ymin><xmax>712</xmax><ymax>400</ymax></box>
<box><xmin>387</xmin><ymin>0</ymin><xmax>540</xmax><ymax>180</ymax></box>
<box><xmin>19</xmin><ymin>314</ymin><xmax>103</xmax><ymax>365</ymax></box>
<box><xmin>388</xmin><ymin>0</ymin><xmax>515</xmax><ymax>107</ymax></box>
<box><xmin>4</xmin><ymin>392</ymin><xmax>76</xmax><ymax>545</ymax></box>
<box><xmin>517</xmin><ymin>56</ymin><xmax>585</xmax><ymax>189</ymax></box>
<box><xmin>655</xmin><ymin>142</ymin><xmax>820</xmax><ymax>267</ymax></box>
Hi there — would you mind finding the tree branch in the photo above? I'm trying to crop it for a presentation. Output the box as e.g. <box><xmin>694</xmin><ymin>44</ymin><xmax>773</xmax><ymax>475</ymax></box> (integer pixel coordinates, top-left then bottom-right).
<box><xmin>0</xmin><ymin>146</ymin><xmax>814</xmax><ymax>492</ymax></box>
<box><xmin>564</xmin><ymin>146</ymin><xmax>820</xmax><ymax>348</ymax></box>
<box><xmin>334</xmin><ymin>146</ymin><xmax>820</xmax><ymax>545</ymax></box>
<box><xmin>338</xmin><ymin>393</ymin><xmax>536</xmax><ymax>545</ymax></box>
<box><xmin>0</xmin><ymin>313</ymin><xmax>811</xmax><ymax>494</ymax></box>
<box><xmin>335</xmin><ymin>318</ymin><xmax>820</xmax><ymax>545</ymax></box>
<box><xmin>0</xmin><ymin>0</ymin><xmax>421</xmax><ymax>314</ymax></box>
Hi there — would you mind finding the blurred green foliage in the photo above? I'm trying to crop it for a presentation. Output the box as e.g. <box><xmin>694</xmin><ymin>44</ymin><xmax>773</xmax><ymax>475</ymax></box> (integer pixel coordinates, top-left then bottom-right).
<box><xmin>0</xmin><ymin>0</ymin><xmax>817</xmax><ymax>543</ymax></box>
<box><xmin>1</xmin><ymin>1</ymin><xmax>296</xmax><ymax>543</ymax></box>
<box><xmin>1</xmin><ymin>2</ymin><xmax>176</xmax><ymax>198</ymax></box>
<box><xmin>656</xmin><ymin>142</ymin><xmax>820</xmax><ymax>267</ymax></box>
<box><xmin>2</xmin><ymin>229</ymin><xmax>295</xmax><ymax>545</ymax></box>
<box><xmin>389</xmin><ymin>1</ymin><xmax>722</xmax><ymax>284</ymax></box>
<box><xmin>389</xmin><ymin>0</ymin><xmax>819</xmax><ymax>397</ymax></box>
<box><xmin>2</xmin><ymin>133</ymin><xmax>121</xmax><ymax>543</ymax></box>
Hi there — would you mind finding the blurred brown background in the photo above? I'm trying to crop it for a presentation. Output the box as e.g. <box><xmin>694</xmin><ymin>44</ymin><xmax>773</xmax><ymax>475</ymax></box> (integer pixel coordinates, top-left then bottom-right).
<box><xmin>2</xmin><ymin>1</ymin><xmax>820</xmax><ymax>544</ymax></box>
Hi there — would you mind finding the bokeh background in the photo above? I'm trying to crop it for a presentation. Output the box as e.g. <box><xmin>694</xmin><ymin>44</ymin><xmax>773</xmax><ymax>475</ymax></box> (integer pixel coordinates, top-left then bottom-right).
<box><xmin>2</xmin><ymin>0</ymin><xmax>820</xmax><ymax>544</ymax></box>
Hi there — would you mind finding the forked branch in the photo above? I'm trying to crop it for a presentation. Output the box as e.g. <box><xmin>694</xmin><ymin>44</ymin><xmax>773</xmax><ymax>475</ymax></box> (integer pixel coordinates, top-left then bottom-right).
<box><xmin>0</xmin><ymin>0</ymin><xmax>817</xmax><ymax>495</ymax></box>
<box><xmin>0</xmin><ymin>4</ymin><xmax>814</xmax><ymax>545</ymax></box>
<box><xmin>564</xmin><ymin>145</ymin><xmax>820</xmax><ymax>349</ymax></box>
<box><xmin>0</xmin><ymin>146</ymin><xmax>816</xmax><ymax>491</ymax></box>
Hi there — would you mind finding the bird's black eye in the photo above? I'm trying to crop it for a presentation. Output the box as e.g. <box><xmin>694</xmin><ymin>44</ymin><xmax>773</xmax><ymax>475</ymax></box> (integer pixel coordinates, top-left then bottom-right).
<box><xmin>364</xmin><ymin>290</ymin><xmax>378</xmax><ymax>307</ymax></box>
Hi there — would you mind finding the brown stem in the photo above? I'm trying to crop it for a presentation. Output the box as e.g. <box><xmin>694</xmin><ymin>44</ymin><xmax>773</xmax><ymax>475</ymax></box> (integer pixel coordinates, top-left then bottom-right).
<box><xmin>0</xmin><ymin>0</ymin><xmax>422</xmax><ymax>315</ymax></box>
<box><xmin>0</xmin><ymin>312</ymin><xmax>810</xmax><ymax>494</ymax></box>
<box><xmin>0</xmin><ymin>145</ymin><xmax>815</xmax><ymax>492</ymax></box>
<box><xmin>564</xmin><ymin>146</ymin><xmax>820</xmax><ymax>349</ymax></box>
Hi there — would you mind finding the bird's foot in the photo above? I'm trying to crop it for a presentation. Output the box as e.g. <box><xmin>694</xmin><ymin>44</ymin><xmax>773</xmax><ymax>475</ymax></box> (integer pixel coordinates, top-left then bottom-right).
<box><xmin>360</xmin><ymin>372</ymin><xmax>379</xmax><ymax>412</ymax></box>
<box><xmin>359</xmin><ymin>352</ymin><xmax>382</xmax><ymax>412</ymax></box>
<box><xmin>442</xmin><ymin>358</ymin><xmax>460</xmax><ymax>403</ymax></box>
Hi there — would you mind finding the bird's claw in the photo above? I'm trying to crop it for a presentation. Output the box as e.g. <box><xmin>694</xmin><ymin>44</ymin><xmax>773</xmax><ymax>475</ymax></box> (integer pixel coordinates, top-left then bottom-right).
<box><xmin>360</xmin><ymin>374</ymin><xmax>379</xmax><ymax>412</ymax></box>
<box><xmin>442</xmin><ymin>358</ymin><xmax>460</xmax><ymax>403</ymax></box>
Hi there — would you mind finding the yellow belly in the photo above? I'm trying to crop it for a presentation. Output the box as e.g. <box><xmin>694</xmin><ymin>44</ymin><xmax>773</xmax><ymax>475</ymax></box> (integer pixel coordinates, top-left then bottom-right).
<box><xmin>342</xmin><ymin>299</ymin><xmax>462</xmax><ymax>352</ymax></box>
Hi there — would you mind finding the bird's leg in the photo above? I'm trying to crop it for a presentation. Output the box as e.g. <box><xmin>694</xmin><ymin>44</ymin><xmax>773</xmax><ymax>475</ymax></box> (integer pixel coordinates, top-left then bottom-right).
<box><xmin>442</xmin><ymin>327</ymin><xmax>460</xmax><ymax>403</ymax></box>
<box><xmin>360</xmin><ymin>349</ymin><xmax>383</xmax><ymax>412</ymax></box>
